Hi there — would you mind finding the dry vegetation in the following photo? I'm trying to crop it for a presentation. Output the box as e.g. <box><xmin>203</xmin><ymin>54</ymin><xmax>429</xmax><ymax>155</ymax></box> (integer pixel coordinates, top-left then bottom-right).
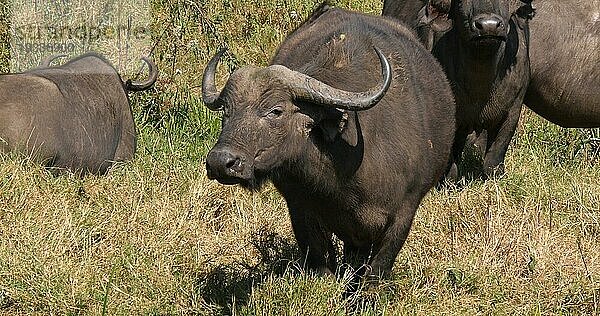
<box><xmin>1</xmin><ymin>0</ymin><xmax>600</xmax><ymax>315</ymax></box>
<box><xmin>8</xmin><ymin>0</ymin><xmax>152</xmax><ymax>72</ymax></box>
<box><xmin>0</xmin><ymin>1</ymin><xmax>9</xmax><ymax>72</ymax></box>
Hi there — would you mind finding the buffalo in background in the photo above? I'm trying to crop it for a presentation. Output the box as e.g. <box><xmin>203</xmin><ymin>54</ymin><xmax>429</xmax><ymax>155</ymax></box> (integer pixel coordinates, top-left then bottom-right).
<box><xmin>0</xmin><ymin>53</ymin><xmax>158</xmax><ymax>175</ymax></box>
<box><xmin>524</xmin><ymin>0</ymin><xmax>600</xmax><ymax>128</ymax></box>
<box><xmin>387</xmin><ymin>0</ymin><xmax>534</xmax><ymax>180</ymax></box>
<box><xmin>202</xmin><ymin>4</ymin><xmax>455</xmax><ymax>285</ymax></box>
<box><xmin>384</xmin><ymin>0</ymin><xmax>600</xmax><ymax>177</ymax></box>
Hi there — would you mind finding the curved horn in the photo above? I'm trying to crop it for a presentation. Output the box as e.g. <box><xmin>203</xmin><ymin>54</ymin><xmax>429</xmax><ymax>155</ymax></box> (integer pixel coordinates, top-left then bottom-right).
<box><xmin>270</xmin><ymin>46</ymin><xmax>392</xmax><ymax>111</ymax></box>
<box><xmin>39</xmin><ymin>53</ymin><xmax>67</xmax><ymax>67</ymax></box>
<box><xmin>125</xmin><ymin>57</ymin><xmax>158</xmax><ymax>92</ymax></box>
<box><xmin>202</xmin><ymin>47</ymin><xmax>227</xmax><ymax>111</ymax></box>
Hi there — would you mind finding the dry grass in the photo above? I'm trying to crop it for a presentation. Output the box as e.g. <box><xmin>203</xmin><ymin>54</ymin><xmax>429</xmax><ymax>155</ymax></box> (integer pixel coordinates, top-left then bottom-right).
<box><xmin>0</xmin><ymin>2</ymin><xmax>9</xmax><ymax>72</ymax></box>
<box><xmin>1</xmin><ymin>113</ymin><xmax>599</xmax><ymax>315</ymax></box>
<box><xmin>1</xmin><ymin>0</ymin><xmax>600</xmax><ymax>315</ymax></box>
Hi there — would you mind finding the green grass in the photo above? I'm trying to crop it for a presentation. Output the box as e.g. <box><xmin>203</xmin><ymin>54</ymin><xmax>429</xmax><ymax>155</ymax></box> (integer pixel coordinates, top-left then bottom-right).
<box><xmin>1</xmin><ymin>0</ymin><xmax>600</xmax><ymax>315</ymax></box>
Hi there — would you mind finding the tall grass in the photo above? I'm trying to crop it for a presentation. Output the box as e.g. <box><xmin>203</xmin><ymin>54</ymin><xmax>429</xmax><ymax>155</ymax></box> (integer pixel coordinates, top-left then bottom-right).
<box><xmin>1</xmin><ymin>0</ymin><xmax>599</xmax><ymax>315</ymax></box>
<box><xmin>0</xmin><ymin>1</ymin><xmax>9</xmax><ymax>72</ymax></box>
<box><xmin>8</xmin><ymin>0</ymin><xmax>152</xmax><ymax>72</ymax></box>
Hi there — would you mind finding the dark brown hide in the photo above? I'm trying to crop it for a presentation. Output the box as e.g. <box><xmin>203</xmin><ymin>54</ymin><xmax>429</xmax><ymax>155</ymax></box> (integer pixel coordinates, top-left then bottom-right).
<box><xmin>203</xmin><ymin>5</ymin><xmax>455</xmax><ymax>282</ymax></box>
<box><xmin>383</xmin><ymin>0</ymin><xmax>428</xmax><ymax>29</ymax></box>
<box><xmin>387</xmin><ymin>0</ymin><xmax>532</xmax><ymax>179</ymax></box>
<box><xmin>383</xmin><ymin>0</ymin><xmax>453</xmax><ymax>51</ymax></box>
<box><xmin>387</xmin><ymin>0</ymin><xmax>600</xmax><ymax>168</ymax></box>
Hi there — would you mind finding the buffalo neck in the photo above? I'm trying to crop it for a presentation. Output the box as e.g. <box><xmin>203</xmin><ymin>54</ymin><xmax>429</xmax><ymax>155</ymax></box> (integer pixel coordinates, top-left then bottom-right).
<box><xmin>439</xmin><ymin>29</ymin><xmax>507</xmax><ymax>107</ymax></box>
<box><xmin>271</xmin><ymin>111</ymin><xmax>364</xmax><ymax>199</ymax></box>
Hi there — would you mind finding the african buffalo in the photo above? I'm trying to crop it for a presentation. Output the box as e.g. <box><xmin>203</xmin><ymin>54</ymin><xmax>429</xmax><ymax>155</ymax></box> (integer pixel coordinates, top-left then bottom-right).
<box><xmin>386</xmin><ymin>0</ymin><xmax>534</xmax><ymax>179</ymax></box>
<box><xmin>0</xmin><ymin>52</ymin><xmax>158</xmax><ymax>174</ymax></box>
<box><xmin>203</xmin><ymin>4</ymin><xmax>456</xmax><ymax>282</ymax></box>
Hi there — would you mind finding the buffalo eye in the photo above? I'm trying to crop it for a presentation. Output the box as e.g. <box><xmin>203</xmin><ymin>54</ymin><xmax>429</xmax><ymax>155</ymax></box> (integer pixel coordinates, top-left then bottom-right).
<box><xmin>265</xmin><ymin>106</ymin><xmax>284</xmax><ymax>119</ymax></box>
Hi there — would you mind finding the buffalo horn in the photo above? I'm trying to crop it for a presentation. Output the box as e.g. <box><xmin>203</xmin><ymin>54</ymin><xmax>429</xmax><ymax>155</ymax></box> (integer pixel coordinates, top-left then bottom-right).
<box><xmin>39</xmin><ymin>53</ymin><xmax>67</xmax><ymax>67</ymax></box>
<box><xmin>125</xmin><ymin>57</ymin><xmax>158</xmax><ymax>92</ymax></box>
<box><xmin>269</xmin><ymin>46</ymin><xmax>392</xmax><ymax>111</ymax></box>
<box><xmin>202</xmin><ymin>47</ymin><xmax>227</xmax><ymax>111</ymax></box>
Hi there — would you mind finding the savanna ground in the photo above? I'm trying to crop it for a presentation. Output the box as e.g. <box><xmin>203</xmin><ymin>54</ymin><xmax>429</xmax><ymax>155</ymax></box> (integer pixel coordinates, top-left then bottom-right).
<box><xmin>0</xmin><ymin>0</ymin><xmax>600</xmax><ymax>315</ymax></box>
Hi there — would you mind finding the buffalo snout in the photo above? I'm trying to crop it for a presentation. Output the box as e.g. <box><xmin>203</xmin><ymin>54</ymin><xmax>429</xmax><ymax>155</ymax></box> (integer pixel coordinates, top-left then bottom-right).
<box><xmin>206</xmin><ymin>147</ymin><xmax>251</xmax><ymax>185</ymax></box>
<box><xmin>471</xmin><ymin>14</ymin><xmax>507</xmax><ymax>40</ymax></box>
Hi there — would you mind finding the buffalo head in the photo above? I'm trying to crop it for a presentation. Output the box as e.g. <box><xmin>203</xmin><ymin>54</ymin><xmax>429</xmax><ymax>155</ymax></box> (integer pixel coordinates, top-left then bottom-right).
<box><xmin>202</xmin><ymin>47</ymin><xmax>391</xmax><ymax>189</ymax></box>
<box><xmin>418</xmin><ymin>0</ymin><xmax>534</xmax><ymax>51</ymax></box>
<box><xmin>453</xmin><ymin>0</ymin><xmax>511</xmax><ymax>50</ymax></box>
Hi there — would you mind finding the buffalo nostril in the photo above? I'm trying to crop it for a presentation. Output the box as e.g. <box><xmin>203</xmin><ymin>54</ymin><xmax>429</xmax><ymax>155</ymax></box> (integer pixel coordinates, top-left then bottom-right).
<box><xmin>474</xmin><ymin>20</ymin><xmax>484</xmax><ymax>30</ymax></box>
<box><xmin>206</xmin><ymin>148</ymin><xmax>245</xmax><ymax>179</ymax></box>
<box><xmin>225</xmin><ymin>157</ymin><xmax>238</xmax><ymax>170</ymax></box>
<box><xmin>220</xmin><ymin>151</ymin><xmax>245</xmax><ymax>175</ymax></box>
<box><xmin>473</xmin><ymin>16</ymin><xmax>504</xmax><ymax>33</ymax></box>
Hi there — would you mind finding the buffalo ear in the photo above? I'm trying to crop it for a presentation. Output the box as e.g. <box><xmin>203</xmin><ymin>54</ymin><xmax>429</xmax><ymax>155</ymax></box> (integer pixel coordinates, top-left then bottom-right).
<box><xmin>299</xmin><ymin>101</ymin><xmax>348</xmax><ymax>142</ymax></box>
<box><xmin>318</xmin><ymin>110</ymin><xmax>349</xmax><ymax>143</ymax></box>
<box><xmin>430</xmin><ymin>15</ymin><xmax>453</xmax><ymax>32</ymax></box>
<box><xmin>417</xmin><ymin>1</ymin><xmax>453</xmax><ymax>32</ymax></box>
<box><xmin>515</xmin><ymin>0</ymin><xmax>536</xmax><ymax>20</ymax></box>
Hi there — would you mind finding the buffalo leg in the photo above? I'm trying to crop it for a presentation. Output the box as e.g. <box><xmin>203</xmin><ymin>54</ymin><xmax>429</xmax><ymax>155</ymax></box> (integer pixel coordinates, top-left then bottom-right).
<box><xmin>287</xmin><ymin>204</ymin><xmax>337</xmax><ymax>276</ymax></box>
<box><xmin>343</xmin><ymin>243</ymin><xmax>374</xmax><ymax>278</ymax></box>
<box><xmin>343</xmin><ymin>243</ymin><xmax>372</xmax><ymax>266</ymax></box>
<box><xmin>443</xmin><ymin>127</ymin><xmax>470</xmax><ymax>183</ymax></box>
<box><xmin>365</xmin><ymin>203</ymin><xmax>417</xmax><ymax>279</ymax></box>
<box><xmin>342</xmin><ymin>243</ymin><xmax>374</xmax><ymax>295</ymax></box>
<box><xmin>482</xmin><ymin>101</ymin><xmax>522</xmax><ymax>178</ymax></box>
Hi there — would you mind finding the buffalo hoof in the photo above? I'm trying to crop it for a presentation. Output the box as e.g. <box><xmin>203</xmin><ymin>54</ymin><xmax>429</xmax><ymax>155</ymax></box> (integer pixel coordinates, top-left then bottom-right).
<box><xmin>436</xmin><ymin>162</ymin><xmax>460</xmax><ymax>189</ymax></box>
<box><xmin>483</xmin><ymin>162</ymin><xmax>505</xmax><ymax>179</ymax></box>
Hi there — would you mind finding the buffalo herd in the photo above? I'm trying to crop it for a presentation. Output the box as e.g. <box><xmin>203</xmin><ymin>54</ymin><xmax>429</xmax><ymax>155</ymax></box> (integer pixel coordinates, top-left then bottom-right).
<box><xmin>2</xmin><ymin>0</ymin><xmax>598</xmax><ymax>292</ymax></box>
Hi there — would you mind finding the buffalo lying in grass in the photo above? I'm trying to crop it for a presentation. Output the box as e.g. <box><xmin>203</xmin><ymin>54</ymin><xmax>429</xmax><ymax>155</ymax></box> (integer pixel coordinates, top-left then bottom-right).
<box><xmin>0</xmin><ymin>53</ymin><xmax>158</xmax><ymax>175</ymax></box>
<box><xmin>203</xmin><ymin>4</ymin><xmax>455</xmax><ymax>284</ymax></box>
